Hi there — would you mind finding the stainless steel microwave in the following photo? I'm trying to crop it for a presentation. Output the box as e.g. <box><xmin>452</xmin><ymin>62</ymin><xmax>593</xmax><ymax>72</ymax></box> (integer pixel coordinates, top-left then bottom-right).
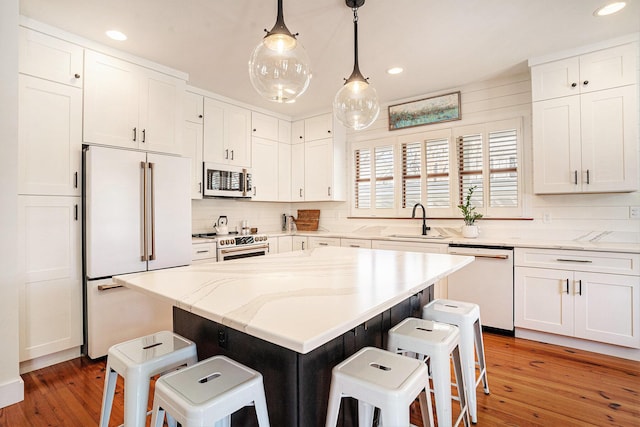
<box><xmin>203</xmin><ymin>163</ymin><xmax>252</xmax><ymax>198</ymax></box>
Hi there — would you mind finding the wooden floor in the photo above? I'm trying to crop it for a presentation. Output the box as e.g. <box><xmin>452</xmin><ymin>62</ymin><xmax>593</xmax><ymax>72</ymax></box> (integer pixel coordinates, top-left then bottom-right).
<box><xmin>0</xmin><ymin>333</ymin><xmax>638</xmax><ymax>426</ymax></box>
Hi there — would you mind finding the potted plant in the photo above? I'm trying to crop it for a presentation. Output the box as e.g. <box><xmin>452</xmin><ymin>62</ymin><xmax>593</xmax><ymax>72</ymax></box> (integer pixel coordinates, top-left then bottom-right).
<box><xmin>458</xmin><ymin>185</ymin><xmax>483</xmax><ymax>238</ymax></box>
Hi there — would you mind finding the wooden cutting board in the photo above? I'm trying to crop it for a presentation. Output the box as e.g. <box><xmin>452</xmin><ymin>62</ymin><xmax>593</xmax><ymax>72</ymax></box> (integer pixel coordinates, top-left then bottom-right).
<box><xmin>295</xmin><ymin>209</ymin><xmax>320</xmax><ymax>231</ymax></box>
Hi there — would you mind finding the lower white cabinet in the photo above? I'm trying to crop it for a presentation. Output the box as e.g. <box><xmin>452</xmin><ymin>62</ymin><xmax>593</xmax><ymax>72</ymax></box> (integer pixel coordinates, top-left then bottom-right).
<box><xmin>18</xmin><ymin>195</ymin><xmax>82</xmax><ymax>361</ymax></box>
<box><xmin>292</xmin><ymin>236</ymin><xmax>308</xmax><ymax>251</ymax></box>
<box><xmin>515</xmin><ymin>248</ymin><xmax>640</xmax><ymax>348</ymax></box>
<box><xmin>191</xmin><ymin>241</ymin><xmax>216</xmax><ymax>263</ymax></box>
<box><xmin>340</xmin><ymin>238</ymin><xmax>372</xmax><ymax>249</ymax></box>
<box><xmin>276</xmin><ymin>236</ymin><xmax>293</xmax><ymax>253</ymax></box>
<box><xmin>308</xmin><ymin>236</ymin><xmax>340</xmax><ymax>248</ymax></box>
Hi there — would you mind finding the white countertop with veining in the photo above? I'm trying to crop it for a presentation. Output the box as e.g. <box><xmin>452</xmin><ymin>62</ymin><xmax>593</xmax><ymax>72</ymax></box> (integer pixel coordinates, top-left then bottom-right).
<box><xmin>114</xmin><ymin>247</ymin><xmax>473</xmax><ymax>354</ymax></box>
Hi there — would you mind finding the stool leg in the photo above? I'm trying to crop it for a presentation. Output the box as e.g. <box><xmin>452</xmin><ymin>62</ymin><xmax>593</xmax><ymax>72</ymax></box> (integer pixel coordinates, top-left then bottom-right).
<box><xmin>149</xmin><ymin>400</ymin><xmax>164</xmax><ymax>427</ymax></box>
<box><xmin>430</xmin><ymin>353</ymin><xmax>453</xmax><ymax>427</ymax></box>
<box><xmin>418</xmin><ymin>390</ymin><xmax>435</xmax><ymax>427</ymax></box>
<box><xmin>123</xmin><ymin>370</ymin><xmax>151</xmax><ymax>427</ymax></box>
<box><xmin>380</xmin><ymin>402</ymin><xmax>410</xmax><ymax>427</ymax></box>
<box><xmin>452</xmin><ymin>346</ymin><xmax>470</xmax><ymax>427</ymax></box>
<box><xmin>458</xmin><ymin>323</ymin><xmax>478</xmax><ymax>423</ymax></box>
<box><xmin>474</xmin><ymin>320</ymin><xmax>490</xmax><ymax>395</ymax></box>
<box><xmin>253</xmin><ymin>385</ymin><xmax>271</xmax><ymax>427</ymax></box>
<box><xmin>325</xmin><ymin>382</ymin><xmax>342</xmax><ymax>427</ymax></box>
<box><xmin>99</xmin><ymin>365</ymin><xmax>118</xmax><ymax>427</ymax></box>
<box><xmin>358</xmin><ymin>401</ymin><xmax>374</xmax><ymax>427</ymax></box>
<box><xmin>214</xmin><ymin>416</ymin><xmax>231</xmax><ymax>427</ymax></box>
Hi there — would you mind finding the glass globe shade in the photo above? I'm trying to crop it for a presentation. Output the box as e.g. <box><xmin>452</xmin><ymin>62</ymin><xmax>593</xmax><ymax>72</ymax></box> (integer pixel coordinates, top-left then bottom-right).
<box><xmin>249</xmin><ymin>34</ymin><xmax>311</xmax><ymax>103</ymax></box>
<box><xmin>333</xmin><ymin>79</ymin><xmax>380</xmax><ymax>130</ymax></box>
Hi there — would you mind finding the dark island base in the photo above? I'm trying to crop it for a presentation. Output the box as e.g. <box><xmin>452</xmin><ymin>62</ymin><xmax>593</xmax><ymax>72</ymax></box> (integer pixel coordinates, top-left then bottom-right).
<box><xmin>173</xmin><ymin>287</ymin><xmax>432</xmax><ymax>427</ymax></box>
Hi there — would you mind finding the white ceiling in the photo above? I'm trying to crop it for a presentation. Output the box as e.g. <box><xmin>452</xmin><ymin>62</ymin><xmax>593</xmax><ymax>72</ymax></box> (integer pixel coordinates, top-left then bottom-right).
<box><xmin>19</xmin><ymin>0</ymin><xmax>640</xmax><ymax>120</ymax></box>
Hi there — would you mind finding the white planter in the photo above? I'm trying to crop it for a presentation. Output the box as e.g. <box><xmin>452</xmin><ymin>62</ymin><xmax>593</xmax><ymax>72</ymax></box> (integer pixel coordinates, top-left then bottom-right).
<box><xmin>462</xmin><ymin>225</ymin><xmax>479</xmax><ymax>238</ymax></box>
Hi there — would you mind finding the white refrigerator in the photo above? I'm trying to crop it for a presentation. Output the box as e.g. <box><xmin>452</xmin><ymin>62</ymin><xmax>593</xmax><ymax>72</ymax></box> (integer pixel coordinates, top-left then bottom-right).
<box><xmin>84</xmin><ymin>145</ymin><xmax>191</xmax><ymax>358</ymax></box>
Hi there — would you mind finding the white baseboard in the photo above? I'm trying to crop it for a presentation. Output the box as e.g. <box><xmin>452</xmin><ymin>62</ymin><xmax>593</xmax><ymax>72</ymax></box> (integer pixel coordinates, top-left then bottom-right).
<box><xmin>19</xmin><ymin>346</ymin><xmax>81</xmax><ymax>374</ymax></box>
<box><xmin>515</xmin><ymin>328</ymin><xmax>640</xmax><ymax>361</ymax></box>
<box><xmin>0</xmin><ymin>377</ymin><xmax>24</xmax><ymax>409</ymax></box>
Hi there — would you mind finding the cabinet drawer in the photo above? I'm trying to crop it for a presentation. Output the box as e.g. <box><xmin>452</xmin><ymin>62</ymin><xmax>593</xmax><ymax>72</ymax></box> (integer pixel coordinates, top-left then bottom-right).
<box><xmin>308</xmin><ymin>236</ymin><xmax>340</xmax><ymax>248</ymax></box>
<box><xmin>192</xmin><ymin>242</ymin><xmax>216</xmax><ymax>262</ymax></box>
<box><xmin>340</xmin><ymin>238</ymin><xmax>372</xmax><ymax>249</ymax></box>
<box><xmin>514</xmin><ymin>248</ymin><xmax>639</xmax><ymax>275</ymax></box>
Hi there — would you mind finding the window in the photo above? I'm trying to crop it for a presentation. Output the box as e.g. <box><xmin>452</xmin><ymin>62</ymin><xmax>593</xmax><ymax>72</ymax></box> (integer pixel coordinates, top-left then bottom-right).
<box><xmin>350</xmin><ymin>118</ymin><xmax>522</xmax><ymax>218</ymax></box>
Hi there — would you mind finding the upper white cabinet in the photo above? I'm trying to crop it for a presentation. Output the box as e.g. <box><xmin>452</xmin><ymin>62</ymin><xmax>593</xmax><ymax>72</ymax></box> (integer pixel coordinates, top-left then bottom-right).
<box><xmin>291</xmin><ymin>120</ymin><xmax>306</xmax><ymax>201</ymax></box>
<box><xmin>530</xmin><ymin>40</ymin><xmax>638</xmax><ymax>194</ymax></box>
<box><xmin>184</xmin><ymin>90</ymin><xmax>204</xmax><ymax>124</ymax></box>
<box><xmin>203</xmin><ymin>97</ymin><xmax>251</xmax><ymax>168</ymax></box>
<box><xmin>83</xmin><ymin>50</ymin><xmax>186</xmax><ymax>154</ymax></box>
<box><xmin>252</xmin><ymin>112</ymin><xmax>279</xmax><ymax>141</ymax></box>
<box><xmin>251</xmin><ymin>136</ymin><xmax>279</xmax><ymax>201</ymax></box>
<box><xmin>18</xmin><ymin>74</ymin><xmax>82</xmax><ymax>197</ymax></box>
<box><xmin>19</xmin><ymin>27</ymin><xmax>83</xmax><ymax>88</ymax></box>
<box><xmin>183</xmin><ymin>92</ymin><xmax>204</xmax><ymax>199</ymax></box>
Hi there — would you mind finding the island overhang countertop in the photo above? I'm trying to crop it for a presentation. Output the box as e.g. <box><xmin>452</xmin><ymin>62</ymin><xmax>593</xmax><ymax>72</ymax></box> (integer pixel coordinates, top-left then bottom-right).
<box><xmin>114</xmin><ymin>247</ymin><xmax>474</xmax><ymax>354</ymax></box>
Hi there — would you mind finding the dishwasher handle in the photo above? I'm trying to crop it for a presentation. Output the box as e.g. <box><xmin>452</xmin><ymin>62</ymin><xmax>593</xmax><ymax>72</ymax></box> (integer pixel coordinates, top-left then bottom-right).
<box><xmin>449</xmin><ymin>251</ymin><xmax>509</xmax><ymax>260</ymax></box>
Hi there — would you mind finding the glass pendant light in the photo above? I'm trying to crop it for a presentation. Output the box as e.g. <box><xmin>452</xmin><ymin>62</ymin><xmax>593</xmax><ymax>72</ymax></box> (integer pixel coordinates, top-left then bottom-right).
<box><xmin>249</xmin><ymin>0</ymin><xmax>311</xmax><ymax>103</ymax></box>
<box><xmin>333</xmin><ymin>0</ymin><xmax>380</xmax><ymax>130</ymax></box>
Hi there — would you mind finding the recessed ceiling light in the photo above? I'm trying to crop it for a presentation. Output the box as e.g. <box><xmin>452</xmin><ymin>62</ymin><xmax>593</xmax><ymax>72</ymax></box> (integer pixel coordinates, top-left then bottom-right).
<box><xmin>593</xmin><ymin>2</ymin><xmax>626</xmax><ymax>16</ymax></box>
<box><xmin>106</xmin><ymin>30</ymin><xmax>127</xmax><ymax>41</ymax></box>
<box><xmin>387</xmin><ymin>67</ymin><xmax>404</xmax><ymax>75</ymax></box>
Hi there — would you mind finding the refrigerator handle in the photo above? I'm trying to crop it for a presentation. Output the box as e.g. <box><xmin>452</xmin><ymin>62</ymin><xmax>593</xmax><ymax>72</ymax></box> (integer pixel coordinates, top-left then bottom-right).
<box><xmin>149</xmin><ymin>162</ymin><xmax>156</xmax><ymax>261</ymax></box>
<box><xmin>141</xmin><ymin>161</ymin><xmax>148</xmax><ymax>261</ymax></box>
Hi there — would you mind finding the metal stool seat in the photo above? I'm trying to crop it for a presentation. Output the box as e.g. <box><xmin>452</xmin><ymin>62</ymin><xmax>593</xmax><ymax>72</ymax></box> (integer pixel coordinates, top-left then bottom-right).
<box><xmin>423</xmin><ymin>299</ymin><xmax>489</xmax><ymax>423</ymax></box>
<box><xmin>99</xmin><ymin>330</ymin><xmax>198</xmax><ymax>427</ymax></box>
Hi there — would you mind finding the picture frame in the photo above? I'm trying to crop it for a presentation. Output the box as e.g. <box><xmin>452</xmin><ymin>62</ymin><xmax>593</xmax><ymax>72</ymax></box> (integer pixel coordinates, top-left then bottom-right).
<box><xmin>388</xmin><ymin>91</ymin><xmax>461</xmax><ymax>131</ymax></box>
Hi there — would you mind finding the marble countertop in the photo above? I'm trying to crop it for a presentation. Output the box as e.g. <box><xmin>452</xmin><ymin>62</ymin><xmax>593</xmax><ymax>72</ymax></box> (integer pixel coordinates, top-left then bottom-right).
<box><xmin>114</xmin><ymin>247</ymin><xmax>473</xmax><ymax>354</ymax></box>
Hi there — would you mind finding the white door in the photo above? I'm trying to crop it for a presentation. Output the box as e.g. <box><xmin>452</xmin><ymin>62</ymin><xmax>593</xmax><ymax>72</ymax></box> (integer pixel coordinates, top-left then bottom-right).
<box><xmin>18</xmin><ymin>75</ymin><xmax>82</xmax><ymax>196</ymax></box>
<box><xmin>530</xmin><ymin>57</ymin><xmax>579</xmax><ymax>101</ymax></box>
<box><xmin>83</xmin><ymin>50</ymin><xmax>140</xmax><ymax>149</ymax></box>
<box><xmin>278</xmin><ymin>142</ymin><xmax>292</xmax><ymax>201</ymax></box>
<box><xmin>578</xmin><ymin>43</ymin><xmax>638</xmax><ymax>93</ymax></box>
<box><xmin>184</xmin><ymin>91</ymin><xmax>204</xmax><ymax>124</ymax></box>
<box><xmin>291</xmin><ymin>143</ymin><xmax>305</xmax><ymax>200</ymax></box>
<box><xmin>227</xmin><ymin>105</ymin><xmax>252</xmax><ymax>167</ymax></box>
<box><xmin>146</xmin><ymin>153</ymin><xmax>192</xmax><ymax>271</ymax></box>
<box><xmin>203</xmin><ymin>97</ymin><xmax>226</xmax><ymax>164</ymax></box>
<box><xmin>85</xmin><ymin>146</ymin><xmax>147</xmax><ymax>278</ymax></box>
<box><xmin>573</xmin><ymin>272</ymin><xmax>640</xmax><ymax>348</ymax></box>
<box><xmin>18</xmin><ymin>195</ymin><xmax>82</xmax><ymax>361</ymax></box>
<box><xmin>251</xmin><ymin>137</ymin><xmax>279</xmax><ymax>201</ymax></box>
<box><xmin>514</xmin><ymin>267</ymin><xmax>573</xmax><ymax>336</ymax></box>
<box><xmin>251</xmin><ymin>111</ymin><xmax>279</xmax><ymax>140</ymax></box>
<box><xmin>184</xmin><ymin>120</ymin><xmax>203</xmax><ymax>199</ymax></box>
<box><xmin>580</xmin><ymin>86</ymin><xmax>638</xmax><ymax>193</ymax></box>
<box><xmin>304</xmin><ymin>113</ymin><xmax>332</xmax><ymax>141</ymax></box>
<box><xmin>305</xmin><ymin>138</ymin><xmax>332</xmax><ymax>201</ymax></box>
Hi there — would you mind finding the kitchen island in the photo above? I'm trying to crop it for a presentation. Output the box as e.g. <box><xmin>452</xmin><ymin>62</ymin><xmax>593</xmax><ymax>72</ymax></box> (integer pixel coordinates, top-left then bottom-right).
<box><xmin>114</xmin><ymin>246</ymin><xmax>473</xmax><ymax>426</ymax></box>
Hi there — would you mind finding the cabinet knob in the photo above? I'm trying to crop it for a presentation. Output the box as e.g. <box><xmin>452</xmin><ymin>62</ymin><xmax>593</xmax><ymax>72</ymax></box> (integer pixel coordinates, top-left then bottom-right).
<box><xmin>74</xmin><ymin>73</ymin><xmax>81</xmax><ymax>79</ymax></box>
<box><xmin>198</xmin><ymin>114</ymin><xmax>203</xmax><ymax>118</ymax></box>
<box><xmin>299</xmin><ymin>135</ymin><xmax>303</xmax><ymax>139</ymax></box>
<box><xmin>571</xmin><ymin>82</ymin><xmax>577</xmax><ymax>88</ymax></box>
<box><xmin>583</xmin><ymin>80</ymin><xmax>589</xmax><ymax>85</ymax></box>
<box><xmin>253</xmin><ymin>128</ymin><xmax>257</xmax><ymax>132</ymax></box>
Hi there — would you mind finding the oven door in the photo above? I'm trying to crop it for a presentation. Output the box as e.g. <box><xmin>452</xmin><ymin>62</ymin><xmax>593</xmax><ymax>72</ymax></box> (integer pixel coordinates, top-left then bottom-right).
<box><xmin>217</xmin><ymin>243</ymin><xmax>269</xmax><ymax>261</ymax></box>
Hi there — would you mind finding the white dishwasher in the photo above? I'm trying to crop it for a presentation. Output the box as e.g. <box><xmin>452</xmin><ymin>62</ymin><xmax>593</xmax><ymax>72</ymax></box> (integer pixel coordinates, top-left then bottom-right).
<box><xmin>447</xmin><ymin>244</ymin><xmax>514</xmax><ymax>332</ymax></box>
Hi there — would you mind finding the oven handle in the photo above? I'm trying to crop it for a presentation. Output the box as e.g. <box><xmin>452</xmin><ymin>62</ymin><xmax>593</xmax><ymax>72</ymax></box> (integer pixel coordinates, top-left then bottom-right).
<box><xmin>220</xmin><ymin>244</ymin><xmax>269</xmax><ymax>255</ymax></box>
<box><xmin>448</xmin><ymin>251</ymin><xmax>509</xmax><ymax>260</ymax></box>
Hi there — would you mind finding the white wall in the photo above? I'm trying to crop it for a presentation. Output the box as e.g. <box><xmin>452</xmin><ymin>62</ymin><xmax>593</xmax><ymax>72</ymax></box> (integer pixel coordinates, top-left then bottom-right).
<box><xmin>0</xmin><ymin>0</ymin><xmax>25</xmax><ymax>409</ymax></box>
<box><xmin>193</xmin><ymin>71</ymin><xmax>639</xmax><ymax>240</ymax></box>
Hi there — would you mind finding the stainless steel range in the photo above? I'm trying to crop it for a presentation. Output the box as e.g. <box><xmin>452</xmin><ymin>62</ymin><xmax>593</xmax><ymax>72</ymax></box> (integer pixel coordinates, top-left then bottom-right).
<box><xmin>193</xmin><ymin>233</ymin><xmax>270</xmax><ymax>261</ymax></box>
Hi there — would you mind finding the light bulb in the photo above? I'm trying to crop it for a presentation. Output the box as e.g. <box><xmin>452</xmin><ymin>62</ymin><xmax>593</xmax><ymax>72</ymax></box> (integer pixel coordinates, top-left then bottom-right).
<box><xmin>333</xmin><ymin>79</ymin><xmax>380</xmax><ymax>131</ymax></box>
<box><xmin>264</xmin><ymin>33</ymin><xmax>297</xmax><ymax>52</ymax></box>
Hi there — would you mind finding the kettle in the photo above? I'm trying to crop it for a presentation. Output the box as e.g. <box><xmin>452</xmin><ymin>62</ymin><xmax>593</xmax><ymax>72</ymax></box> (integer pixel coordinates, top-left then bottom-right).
<box><xmin>213</xmin><ymin>215</ymin><xmax>229</xmax><ymax>235</ymax></box>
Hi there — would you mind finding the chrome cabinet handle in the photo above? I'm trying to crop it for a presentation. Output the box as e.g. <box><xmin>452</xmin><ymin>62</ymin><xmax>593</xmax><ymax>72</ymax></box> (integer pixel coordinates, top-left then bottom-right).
<box><xmin>230</xmin><ymin>150</ymin><xmax>234</xmax><ymax>160</ymax></box>
<box><xmin>74</xmin><ymin>204</ymin><xmax>78</xmax><ymax>221</ymax></box>
<box><xmin>74</xmin><ymin>171</ymin><xmax>78</xmax><ymax>188</ymax></box>
<box><xmin>565</xmin><ymin>279</ymin><xmax>570</xmax><ymax>294</ymax></box>
<box><xmin>133</xmin><ymin>127</ymin><xmax>137</xmax><ymax>142</ymax></box>
<box><xmin>586</xmin><ymin>169</ymin><xmax>590</xmax><ymax>184</ymax></box>
<box><xmin>574</xmin><ymin>170</ymin><xmax>578</xmax><ymax>185</ymax></box>
<box><xmin>142</xmin><ymin>129</ymin><xmax>146</xmax><ymax>143</ymax></box>
<box><xmin>225</xmin><ymin>149</ymin><xmax>229</xmax><ymax>159</ymax></box>
<box><xmin>578</xmin><ymin>279</ymin><xmax>582</xmax><ymax>296</ymax></box>
<box><xmin>556</xmin><ymin>258</ymin><xmax>593</xmax><ymax>263</ymax></box>
<box><xmin>299</xmin><ymin>188</ymin><xmax>303</xmax><ymax>198</ymax></box>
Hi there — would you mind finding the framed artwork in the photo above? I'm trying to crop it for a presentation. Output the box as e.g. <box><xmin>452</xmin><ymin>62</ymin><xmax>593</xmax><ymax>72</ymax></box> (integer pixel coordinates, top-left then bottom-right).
<box><xmin>388</xmin><ymin>91</ymin><xmax>461</xmax><ymax>130</ymax></box>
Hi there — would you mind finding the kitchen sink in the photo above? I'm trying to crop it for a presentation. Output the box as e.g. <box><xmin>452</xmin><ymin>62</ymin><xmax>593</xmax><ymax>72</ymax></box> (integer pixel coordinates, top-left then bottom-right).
<box><xmin>387</xmin><ymin>234</ymin><xmax>447</xmax><ymax>240</ymax></box>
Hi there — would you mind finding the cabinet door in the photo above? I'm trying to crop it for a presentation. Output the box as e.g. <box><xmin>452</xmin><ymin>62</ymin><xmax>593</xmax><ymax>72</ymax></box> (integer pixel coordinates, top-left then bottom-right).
<box><xmin>251</xmin><ymin>112</ymin><xmax>279</xmax><ymax>141</ymax></box>
<box><xmin>304</xmin><ymin>113</ymin><xmax>333</xmax><ymax>141</ymax></box>
<box><xmin>532</xmin><ymin>96</ymin><xmax>582</xmax><ymax>193</ymax></box>
<box><xmin>292</xmin><ymin>119</ymin><xmax>305</xmax><ymax>143</ymax></box>
<box><xmin>19</xmin><ymin>27</ymin><xmax>83</xmax><ymax>87</ymax></box>
<box><xmin>579</xmin><ymin>43</ymin><xmax>638</xmax><ymax>93</ymax></box>
<box><xmin>305</xmin><ymin>138</ymin><xmax>332</xmax><ymax>201</ymax></box>
<box><xmin>203</xmin><ymin>97</ymin><xmax>226</xmax><ymax>163</ymax></box>
<box><xmin>83</xmin><ymin>50</ymin><xmax>140</xmax><ymax>149</ymax></box>
<box><xmin>531</xmin><ymin>57</ymin><xmax>579</xmax><ymax>101</ymax></box>
<box><xmin>292</xmin><ymin>236</ymin><xmax>308</xmax><ymax>250</ymax></box>
<box><xmin>308</xmin><ymin>237</ymin><xmax>340</xmax><ymax>248</ymax></box>
<box><xmin>278</xmin><ymin>120</ymin><xmax>291</xmax><ymax>144</ymax></box>
<box><xmin>580</xmin><ymin>86</ymin><xmax>638</xmax><ymax>192</ymax></box>
<box><xmin>291</xmin><ymin>143</ymin><xmax>305</xmax><ymax>200</ymax></box>
<box><xmin>340</xmin><ymin>238</ymin><xmax>372</xmax><ymax>249</ymax></box>
<box><xmin>227</xmin><ymin>105</ymin><xmax>252</xmax><ymax>167</ymax></box>
<box><xmin>573</xmin><ymin>272</ymin><xmax>640</xmax><ymax>348</ymax></box>
<box><xmin>140</xmin><ymin>70</ymin><xmax>185</xmax><ymax>155</ymax></box>
<box><xmin>278</xmin><ymin>142</ymin><xmax>292</xmax><ymax>201</ymax></box>
<box><xmin>183</xmin><ymin>120</ymin><xmax>203</xmax><ymax>199</ymax></box>
<box><xmin>251</xmin><ymin>137</ymin><xmax>279</xmax><ymax>201</ymax></box>
<box><xmin>184</xmin><ymin>91</ymin><xmax>204</xmax><ymax>124</ymax></box>
<box><xmin>514</xmin><ymin>267</ymin><xmax>573</xmax><ymax>336</ymax></box>
<box><xmin>278</xmin><ymin>236</ymin><xmax>293</xmax><ymax>253</ymax></box>
<box><xmin>18</xmin><ymin>75</ymin><xmax>82</xmax><ymax>196</ymax></box>
<box><xmin>18</xmin><ymin>196</ymin><xmax>82</xmax><ymax>361</ymax></box>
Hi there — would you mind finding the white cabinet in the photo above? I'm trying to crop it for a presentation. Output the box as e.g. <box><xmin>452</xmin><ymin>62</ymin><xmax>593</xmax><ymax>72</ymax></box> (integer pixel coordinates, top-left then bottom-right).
<box><xmin>340</xmin><ymin>238</ymin><xmax>372</xmax><ymax>249</ymax></box>
<box><xmin>19</xmin><ymin>27</ymin><xmax>83</xmax><ymax>88</ymax></box>
<box><xmin>278</xmin><ymin>142</ymin><xmax>292</xmax><ymax>201</ymax></box>
<box><xmin>292</xmin><ymin>236</ymin><xmax>308</xmax><ymax>251</ymax></box>
<box><xmin>291</xmin><ymin>140</ymin><xmax>306</xmax><ymax>201</ymax></box>
<box><xmin>251</xmin><ymin>113</ymin><xmax>293</xmax><ymax>201</ymax></box>
<box><xmin>18</xmin><ymin>196</ymin><xmax>82</xmax><ymax>361</ymax></box>
<box><xmin>183</xmin><ymin>92</ymin><xmax>204</xmax><ymax>199</ymax></box>
<box><xmin>531</xmin><ymin>41</ymin><xmax>638</xmax><ymax>194</ymax></box>
<box><xmin>203</xmin><ymin>97</ymin><xmax>251</xmax><ymax>167</ymax></box>
<box><xmin>251</xmin><ymin>137</ymin><xmax>279</xmax><ymax>201</ymax></box>
<box><xmin>251</xmin><ymin>112</ymin><xmax>279</xmax><ymax>141</ymax></box>
<box><xmin>18</xmin><ymin>74</ymin><xmax>82</xmax><ymax>196</ymax></box>
<box><xmin>277</xmin><ymin>236</ymin><xmax>293</xmax><ymax>253</ymax></box>
<box><xmin>515</xmin><ymin>248</ymin><xmax>640</xmax><ymax>348</ymax></box>
<box><xmin>83</xmin><ymin>50</ymin><xmax>185</xmax><ymax>154</ymax></box>
<box><xmin>191</xmin><ymin>241</ymin><xmax>216</xmax><ymax>263</ymax></box>
<box><xmin>308</xmin><ymin>236</ymin><xmax>340</xmax><ymax>248</ymax></box>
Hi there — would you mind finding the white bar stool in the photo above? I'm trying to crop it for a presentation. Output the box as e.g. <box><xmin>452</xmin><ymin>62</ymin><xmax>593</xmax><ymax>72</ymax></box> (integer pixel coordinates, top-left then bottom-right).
<box><xmin>388</xmin><ymin>318</ymin><xmax>470</xmax><ymax>427</ymax></box>
<box><xmin>422</xmin><ymin>299</ymin><xmax>489</xmax><ymax>423</ymax></box>
<box><xmin>325</xmin><ymin>346</ymin><xmax>430</xmax><ymax>427</ymax></box>
<box><xmin>150</xmin><ymin>355</ymin><xmax>270</xmax><ymax>427</ymax></box>
<box><xmin>99</xmin><ymin>330</ymin><xmax>198</xmax><ymax>427</ymax></box>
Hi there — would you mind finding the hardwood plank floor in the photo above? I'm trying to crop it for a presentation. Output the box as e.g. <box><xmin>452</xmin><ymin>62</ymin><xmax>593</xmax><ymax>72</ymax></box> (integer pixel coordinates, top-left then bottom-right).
<box><xmin>1</xmin><ymin>333</ymin><xmax>638</xmax><ymax>426</ymax></box>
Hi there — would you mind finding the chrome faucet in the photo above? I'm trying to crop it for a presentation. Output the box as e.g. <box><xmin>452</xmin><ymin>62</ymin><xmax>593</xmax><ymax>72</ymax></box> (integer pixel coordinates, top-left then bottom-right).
<box><xmin>411</xmin><ymin>203</ymin><xmax>430</xmax><ymax>235</ymax></box>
